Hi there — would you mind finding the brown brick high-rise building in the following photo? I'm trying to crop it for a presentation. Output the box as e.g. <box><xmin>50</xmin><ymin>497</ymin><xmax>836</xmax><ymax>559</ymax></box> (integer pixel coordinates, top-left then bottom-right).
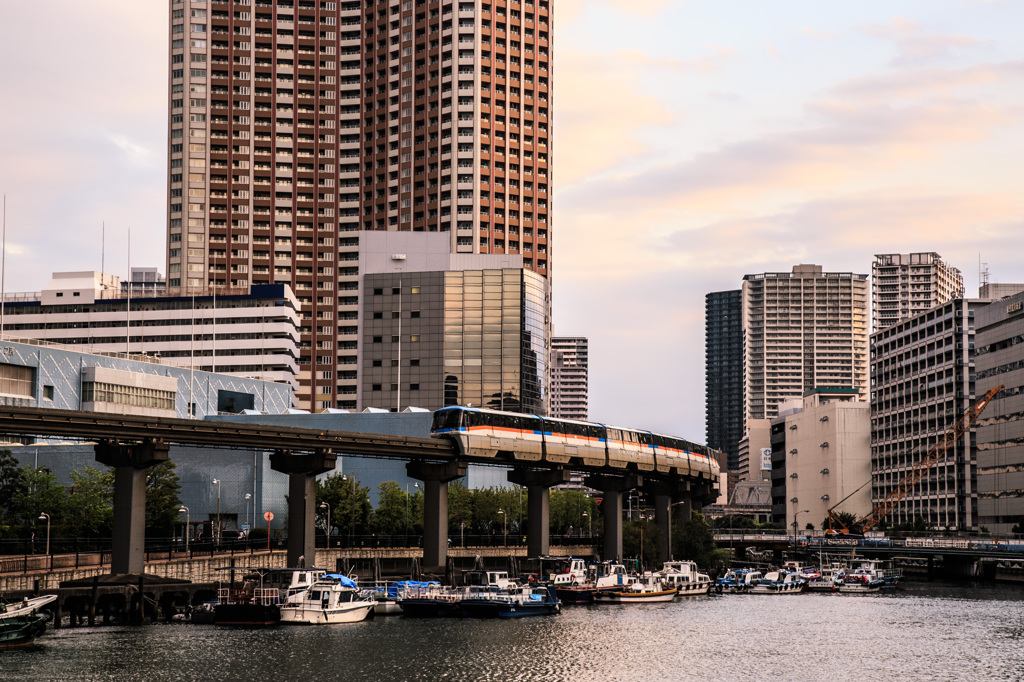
<box><xmin>166</xmin><ymin>0</ymin><xmax>553</xmax><ymax>410</ymax></box>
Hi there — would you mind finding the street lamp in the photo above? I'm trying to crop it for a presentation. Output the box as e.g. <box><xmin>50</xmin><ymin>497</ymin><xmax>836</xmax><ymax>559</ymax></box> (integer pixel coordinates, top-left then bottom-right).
<box><xmin>582</xmin><ymin>511</ymin><xmax>591</xmax><ymax>538</ymax></box>
<box><xmin>179</xmin><ymin>506</ymin><xmax>190</xmax><ymax>555</ymax></box>
<box><xmin>498</xmin><ymin>509</ymin><xmax>506</xmax><ymax>546</ymax></box>
<box><xmin>405</xmin><ymin>481</ymin><xmax>419</xmax><ymax>542</ymax></box>
<box><xmin>245</xmin><ymin>493</ymin><xmax>252</xmax><ymax>529</ymax></box>
<box><xmin>212</xmin><ymin>478</ymin><xmax>221</xmax><ymax>545</ymax></box>
<box><xmin>38</xmin><ymin>513</ymin><xmax>50</xmax><ymax>569</ymax></box>
<box><xmin>793</xmin><ymin>509</ymin><xmax>810</xmax><ymax>538</ymax></box>
<box><xmin>320</xmin><ymin>501</ymin><xmax>330</xmax><ymax>548</ymax></box>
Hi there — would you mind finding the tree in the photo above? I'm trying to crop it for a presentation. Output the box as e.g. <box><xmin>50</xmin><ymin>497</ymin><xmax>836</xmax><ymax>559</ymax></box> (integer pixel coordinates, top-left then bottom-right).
<box><xmin>0</xmin><ymin>450</ymin><xmax>27</xmax><ymax>536</ymax></box>
<box><xmin>673</xmin><ymin>512</ymin><xmax>727</xmax><ymax>572</ymax></box>
<box><xmin>370</xmin><ymin>481</ymin><xmax>407</xmax><ymax>536</ymax></box>
<box><xmin>10</xmin><ymin>467</ymin><xmax>67</xmax><ymax>536</ymax></box>
<box><xmin>65</xmin><ymin>466</ymin><xmax>114</xmax><ymax>537</ymax></box>
<box><xmin>146</xmin><ymin>461</ymin><xmax>183</xmax><ymax>538</ymax></box>
<box><xmin>317</xmin><ymin>473</ymin><xmax>371</xmax><ymax>539</ymax></box>
<box><xmin>823</xmin><ymin>511</ymin><xmax>858</xmax><ymax>533</ymax></box>
<box><xmin>447</xmin><ymin>480</ymin><xmax>474</xmax><ymax>535</ymax></box>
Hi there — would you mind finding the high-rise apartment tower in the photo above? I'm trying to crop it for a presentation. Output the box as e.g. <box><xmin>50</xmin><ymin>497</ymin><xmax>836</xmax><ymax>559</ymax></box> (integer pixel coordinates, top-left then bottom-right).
<box><xmin>166</xmin><ymin>0</ymin><xmax>552</xmax><ymax>410</ymax></box>
<box><xmin>705</xmin><ymin>290</ymin><xmax>743</xmax><ymax>472</ymax></box>
<box><xmin>549</xmin><ymin>336</ymin><xmax>588</xmax><ymax>420</ymax></box>
<box><xmin>741</xmin><ymin>264</ymin><xmax>869</xmax><ymax>422</ymax></box>
<box><xmin>872</xmin><ymin>253</ymin><xmax>963</xmax><ymax>332</ymax></box>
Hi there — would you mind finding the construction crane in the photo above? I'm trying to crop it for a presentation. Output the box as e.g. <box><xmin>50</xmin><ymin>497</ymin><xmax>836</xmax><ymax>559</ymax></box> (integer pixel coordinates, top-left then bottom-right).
<box><xmin>827</xmin><ymin>384</ymin><xmax>1003</xmax><ymax>536</ymax></box>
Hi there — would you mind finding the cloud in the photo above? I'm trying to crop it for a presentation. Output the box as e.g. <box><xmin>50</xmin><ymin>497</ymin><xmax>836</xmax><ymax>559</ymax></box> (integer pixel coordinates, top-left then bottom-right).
<box><xmin>863</xmin><ymin>17</ymin><xmax>983</xmax><ymax>67</ymax></box>
<box><xmin>829</xmin><ymin>61</ymin><xmax>1024</xmax><ymax>103</ymax></box>
<box><xmin>763</xmin><ymin>44</ymin><xmax>782</xmax><ymax>58</ymax></box>
<box><xmin>801</xmin><ymin>26</ymin><xmax>836</xmax><ymax>40</ymax></box>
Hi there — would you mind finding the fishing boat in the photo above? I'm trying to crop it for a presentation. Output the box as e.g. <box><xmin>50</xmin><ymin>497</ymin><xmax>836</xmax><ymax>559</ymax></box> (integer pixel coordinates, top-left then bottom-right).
<box><xmin>658</xmin><ymin>561</ymin><xmax>712</xmax><ymax>596</ymax></box>
<box><xmin>592</xmin><ymin>574</ymin><xmax>678</xmax><ymax>604</ymax></box>
<box><xmin>845</xmin><ymin>558</ymin><xmax>901</xmax><ymax>588</ymax></box>
<box><xmin>213</xmin><ymin>567</ymin><xmax>325</xmax><ymax>626</ymax></box>
<box><xmin>715</xmin><ymin>568</ymin><xmax>763</xmax><ymax>594</ymax></box>
<box><xmin>366</xmin><ymin>581</ymin><xmax>435</xmax><ymax>616</ymax></box>
<box><xmin>749</xmin><ymin>570</ymin><xmax>806</xmax><ymax>594</ymax></box>
<box><xmin>0</xmin><ymin>595</ymin><xmax>57</xmax><ymax>649</ymax></box>
<box><xmin>555</xmin><ymin>561</ymin><xmax>633</xmax><ymax>604</ymax></box>
<box><xmin>280</xmin><ymin>574</ymin><xmax>377</xmax><ymax>624</ymax></box>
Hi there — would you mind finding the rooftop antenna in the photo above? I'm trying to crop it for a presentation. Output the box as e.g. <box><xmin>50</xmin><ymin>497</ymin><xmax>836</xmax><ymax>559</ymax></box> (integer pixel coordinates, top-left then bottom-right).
<box><xmin>126</xmin><ymin>227</ymin><xmax>131</xmax><ymax>355</ymax></box>
<box><xmin>979</xmin><ymin>254</ymin><xmax>989</xmax><ymax>297</ymax></box>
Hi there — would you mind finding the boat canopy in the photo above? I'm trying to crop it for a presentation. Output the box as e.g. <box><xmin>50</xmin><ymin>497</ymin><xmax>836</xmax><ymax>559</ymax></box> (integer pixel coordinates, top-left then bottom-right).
<box><xmin>323</xmin><ymin>574</ymin><xmax>359</xmax><ymax>589</ymax></box>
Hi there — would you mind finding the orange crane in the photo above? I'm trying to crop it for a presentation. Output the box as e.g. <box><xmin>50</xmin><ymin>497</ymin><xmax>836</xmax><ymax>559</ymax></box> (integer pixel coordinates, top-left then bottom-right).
<box><xmin>827</xmin><ymin>384</ymin><xmax>1003</xmax><ymax>535</ymax></box>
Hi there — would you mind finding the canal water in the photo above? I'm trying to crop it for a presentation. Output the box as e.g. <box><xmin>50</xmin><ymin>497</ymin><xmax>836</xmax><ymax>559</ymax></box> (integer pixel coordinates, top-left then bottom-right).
<box><xmin>5</xmin><ymin>581</ymin><xmax>1024</xmax><ymax>681</ymax></box>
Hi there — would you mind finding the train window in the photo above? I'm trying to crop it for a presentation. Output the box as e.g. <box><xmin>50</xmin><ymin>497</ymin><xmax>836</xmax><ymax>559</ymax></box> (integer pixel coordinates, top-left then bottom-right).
<box><xmin>432</xmin><ymin>409</ymin><xmax>463</xmax><ymax>431</ymax></box>
<box><xmin>607</xmin><ymin>428</ymin><xmax>621</xmax><ymax>442</ymax></box>
<box><xmin>637</xmin><ymin>432</ymin><xmax>652</xmax><ymax>445</ymax></box>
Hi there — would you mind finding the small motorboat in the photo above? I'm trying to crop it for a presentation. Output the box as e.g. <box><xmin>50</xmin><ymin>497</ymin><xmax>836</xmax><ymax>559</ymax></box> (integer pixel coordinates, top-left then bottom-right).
<box><xmin>716</xmin><ymin>569</ymin><xmax>763</xmax><ymax>594</ymax></box>
<box><xmin>0</xmin><ymin>595</ymin><xmax>57</xmax><ymax>649</ymax></box>
<box><xmin>592</xmin><ymin>574</ymin><xmax>679</xmax><ymax>604</ymax></box>
<box><xmin>459</xmin><ymin>585</ymin><xmax>560</xmax><ymax>619</ymax></box>
<box><xmin>749</xmin><ymin>570</ymin><xmax>806</xmax><ymax>594</ymax></box>
<box><xmin>658</xmin><ymin>561</ymin><xmax>712</xmax><ymax>596</ymax></box>
<box><xmin>280</xmin><ymin>574</ymin><xmax>376</xmax><ymax>624</ymax></box>
<box><xmin>840</xmin><ymin>573</ymin><xmax>884</xmax><ymax>593</ymax></box>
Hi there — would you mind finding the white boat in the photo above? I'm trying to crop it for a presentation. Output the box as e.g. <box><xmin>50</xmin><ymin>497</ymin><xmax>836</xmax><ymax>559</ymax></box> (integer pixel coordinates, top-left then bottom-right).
<box><xmin>716</xmin><ymin>569</ymin><xmax>763</xmax><ymax>593</ymax></box>
<box><xmin>749</xmin><ymin>570</ymin><xmax>806</xmax><ymax>594</ymax></box>
<box><xmin>593</xmin><ymin>573</ymin><xmax>678</xmax><ymax>604</ymax></box>
<box><xmin>845</xmin><ymin>558</ymin><xmax>901</xmax><ymax>588</ymax></box>
<box><xmin>0</xmin><ymin>595</ymin><xmax>56</xmax><ymax>619</ymax></box>
<box><xmin>658</xmin><ymin>561</ymin><xmax>712</xmax><ymax>596</ymax></box>
<box><xmin>806</xmin><ymin>566</ymin><xmax>846</xmax><ymax>592</ymax></box>
<box><xmin>280</xmin><ymin>574</ymin><xmax>376</xmax><ymax>624</ymax></box>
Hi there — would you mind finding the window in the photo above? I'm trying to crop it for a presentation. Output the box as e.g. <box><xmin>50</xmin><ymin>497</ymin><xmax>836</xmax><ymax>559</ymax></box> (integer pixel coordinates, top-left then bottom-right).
<box><xmin>410</xmin><ymin>384</ymin><xmax>420</xmax><ymax>391</ymax></box>
<box><xmin>373</xmin><ymin>311</ymin><xmax>383</xmax><ymax>319</ymax></box>
<box><xmin>372</xmin><ymin>359</ymin><xmax>382</xmax><ymax>367</ymax></box>
<box><xmin>410</xmin><ymin>286</ymin><xmax>421</xmax><ymax>294</ymax></box>
<box><xmin>410</xmin><ymin>334</ymin><xmax>420</xmax><ymax>342</ymax></box>
<box><xmin>372</xmin><ymin>384</ymin><xmax>382</xmax><ymax>391</ymax></box>
<box><xmin>373</xmin><ymin>336</ymin><xmax>383</xmax><ymax>343</ymax></box>
<box><xmin>411</xmin><ymin>310</ymin><xmax>420</xmax><ymax>318</ymax></box>
<box><xmin>410</xmin><ymin>359</ymin><xmax>420</xmax><ymax>366</ymax></box>
<box><xmin>0</xmin><ymin>364</ymin><xmax>34</xmax><ymax>398</ymax></box>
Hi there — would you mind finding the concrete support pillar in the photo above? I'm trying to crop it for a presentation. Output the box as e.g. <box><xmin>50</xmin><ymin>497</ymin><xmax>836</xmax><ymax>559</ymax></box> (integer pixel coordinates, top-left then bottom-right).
<box><xmin>508</xmin><ymin>468</ymin><xmax>571</xmax><ymax>558</ymax></box>
<box><xmin>408</xmin><ymin>460</ymin><xmax>467</xmax><ymax>571</ymax></box>
<box><xmin>586</xmin><ymin>473</ymin><xmax>642</xmax><ymax>562</ymax></box>
<box><xmin>95</xmin><ymin>439</ymin><xmax>170</xmax><ymax>575</ymax></box>
<box><xmin>602</xmin><ymin>490</ymin><xmax>624</xmax><ymax>562</ymax></box>
<box><xmin>270</xmin><ymin>449</ymin><xmax>336</xmax><ymax>568</ymax></box>
<box><xmin>653</xmin><ymin>494</ymin><xmax>671</xmax><ymax>564</ymax></box>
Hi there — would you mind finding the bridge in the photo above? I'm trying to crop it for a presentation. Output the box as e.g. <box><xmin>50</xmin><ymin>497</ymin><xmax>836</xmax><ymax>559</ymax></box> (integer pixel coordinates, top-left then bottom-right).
<box><xmin>0</xmin><ymin>406</ymin><xmax>719</xmax><ymax>575</ymax></box>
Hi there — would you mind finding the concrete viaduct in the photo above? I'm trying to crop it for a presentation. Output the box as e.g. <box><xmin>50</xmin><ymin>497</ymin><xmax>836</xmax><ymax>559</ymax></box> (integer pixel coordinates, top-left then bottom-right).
<box><xmin>0</xmin><ymin>406</ymin><xmax>719</xmax><ymax>574</ymax></box>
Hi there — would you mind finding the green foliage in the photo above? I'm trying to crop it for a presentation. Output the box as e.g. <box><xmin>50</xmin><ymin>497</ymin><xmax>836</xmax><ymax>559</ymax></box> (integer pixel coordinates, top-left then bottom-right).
<box><xmin>714</xmin><ymin>514</ymin><xmax>757</xmax><ymax>530</ymax></box>
<box><xmin>549</xmin><ymin>488</ymin><xmax>598</xmax><ymax>535</ymax></box>
<box><xmin>317</xmin><ymin>473</ymin><xmax>371</xmax><ymax>539</ymax></box>
<box><xmin>623</xmin><ymin>518</ymin><xmax>658</xmax><ymax>571</ymax></box>
<box><xmin>823</xmin><ymin>511</ymin><xmax>858</xmax><ymax>532</ymax></box>
<box><xmin>146</xmin><ymin>461</ymin><xmax>183</xmax><ymax>537</ymax></box>
<box><xmin>0</xmin><ymin>450</ymin><xmax>27</xmax><ymax>536</ymax></box>
<box><xmin>371</xmin><ymin>481</ymin><xmax>410</xmax><ymax>536</ymax></box>
<box><xmin>12</xmin><ymin>467</ymin><xmax>67</xmax><ymax>533</ymax></box>
<box><xmin>673</xmin><ymin>512</ymin><xmax>724</xmax><ymax>572</ymax></box>
<box><xmin>1011</xmin><ymin>519</ymin><xmax>1024</xmax><ymax>534</ymax></box>
<box><xmin>446</xmin><ymin>480</ymin><xmax>475</xmax><ymax>533</ymax></box>
<box><xmin>64</xmin><ymin>466</ymin><xmax>114</xmax><ymax>537</ymax></box>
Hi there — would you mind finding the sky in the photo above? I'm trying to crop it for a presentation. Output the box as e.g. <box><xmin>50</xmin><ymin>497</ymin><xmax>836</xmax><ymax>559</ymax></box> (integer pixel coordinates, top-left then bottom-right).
<box><xmin>0</xmin><ymin>1</ymin><xmax>1022</xmax><ymax>442</ymax></box>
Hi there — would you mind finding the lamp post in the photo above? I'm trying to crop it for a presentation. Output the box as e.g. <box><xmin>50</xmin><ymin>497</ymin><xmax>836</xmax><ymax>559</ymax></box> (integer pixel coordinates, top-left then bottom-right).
<box><xmin>793</xmin><ymin>509</ymin><xmax>810</xmax><ymax>538</ymax></box>
<box><xmin>212</xmin><ymin>478</ymin><xmax>221</xmax><ymax>545</ymax></box>
<box><xmin>582</xmin><ymin>510</ymin><xmax>591</xmax><ymax>538</ymax></box>
<box><xmin>179</xmin><ymin>506</ymin><xmax>190</xmax><ymax>555</ymax></box>
<box><xmin>320</xmin><ymin>501</ymin><xmax>330</xmax><ymax>549</ymax></box>
<box><xmin>245</xmin><ymin>493</ymin><xmax>252</xmax><ymax>529</ymax></box>
<box><xmin>344</xmin><ymin>474</ymin><xmax>357</xmax><ymax>545</ymax></box>
<box><xmin>405</xmin><ymin>481</ymin><xmax>418</xmax><ymax>543</ymax></box>
<box><xmin>38</xmin><ymin>513</ymin><xmax>50</xmax><ymax>569</ymax></box>
<box><xmin>498</xmin><ymin>509</ymin><xmax>506</xmax><ymax>546</ymax></box>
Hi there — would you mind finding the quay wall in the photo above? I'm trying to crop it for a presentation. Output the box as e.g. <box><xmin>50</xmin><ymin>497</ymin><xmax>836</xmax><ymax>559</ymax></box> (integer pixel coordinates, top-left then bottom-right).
<box><xmin>1</xmin><ymin>546</ymin><xmax>597</xmax><ymax>594</ymax></box>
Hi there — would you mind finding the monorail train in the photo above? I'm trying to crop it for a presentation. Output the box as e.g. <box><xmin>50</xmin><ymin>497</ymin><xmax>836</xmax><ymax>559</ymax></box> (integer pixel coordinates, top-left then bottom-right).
<box><xmin>429</xmin><ymin>406</ymin><xmax>719</xmax><ymax>482</ymax></box>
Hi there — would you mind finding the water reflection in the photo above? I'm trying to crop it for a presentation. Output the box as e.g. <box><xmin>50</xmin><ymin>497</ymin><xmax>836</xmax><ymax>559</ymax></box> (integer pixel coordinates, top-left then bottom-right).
<box><xmin>4</xmin><ymin>582</ymin><xmax>1024</xmax><ymax>681</ymax></box>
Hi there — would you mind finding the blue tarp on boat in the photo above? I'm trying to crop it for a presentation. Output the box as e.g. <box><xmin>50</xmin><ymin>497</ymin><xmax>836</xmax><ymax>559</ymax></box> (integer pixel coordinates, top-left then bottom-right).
<box><xmin>387</xmin><ymin>580</ymin><xmax>439</xmax><ymax>598</ymax></box>
<box><xmin>323</xmin><ymin>574</ymin><xmax>359</xmax><ymax>589</ymax></box>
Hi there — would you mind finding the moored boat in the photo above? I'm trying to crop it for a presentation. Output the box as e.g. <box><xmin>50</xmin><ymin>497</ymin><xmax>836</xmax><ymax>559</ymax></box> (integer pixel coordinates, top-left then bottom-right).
<box><xmin>592</xmin><ymin>574</ymin><xmax>678</xmax><ymax>604</ymax></box>
<box><xmin>716</xmin><ymin>569</ymin><xmax>763</xmax><ymax>594</ymax></box>
<box><xmin>0</xmin><ymin>595</ymin><xmax>57</xmax><ymax>649</ymax></box>
<box><xmin>658</xmin><ymin>561</ymin><xmax>712</xmax><ymax>596</ymax></box>
<box><xmin>840</xmin><ymin>573</ymin><xmax>884</xmax><ymax>593</ymax></box>
<box><xmin>749</xmin><ymin>570</ymin><xmax>806</xmax><ymax>594</ymax></box>
<box><xmin>805</xmin><ymin>566</ymin><xmax>846</xmax><ymax>592</ymax></box>
<box><xmin>845</xmin><ymin>558</ymin><xmax>901</xmax><ymax>588</ymax></box>
<box><xmin>281</xmin><ymin>574</ymin><xmax>376</xmax><ymax>624</ymax></box>
<box><xmin>459</xmin><ymin>585</ymin><xmax>560</xmax><ymax>618</ymax></box>
<box><xmin>213</xmin><ymin>567</ymin><xmax>325</xmax><ymax>626</ymax></box>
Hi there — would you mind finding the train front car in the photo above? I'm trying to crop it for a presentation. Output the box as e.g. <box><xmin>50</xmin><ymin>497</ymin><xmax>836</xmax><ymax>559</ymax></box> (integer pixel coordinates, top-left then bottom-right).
<box><xmin>541</xmin><ymin>418</ymin><xmax>608</xmax><ymax>467</ymax></box>
<box><xmin>430</xmin><ymin>406</ymin><xmax>544</xmax><ymax>461</ymax></box>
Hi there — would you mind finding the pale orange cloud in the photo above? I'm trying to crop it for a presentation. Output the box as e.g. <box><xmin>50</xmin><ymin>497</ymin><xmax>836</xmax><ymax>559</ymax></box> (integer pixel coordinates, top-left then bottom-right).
<box><xmin>863</xmin><ymin>17</ymin><xmax>982</xmax><ymax>66</ymax></box>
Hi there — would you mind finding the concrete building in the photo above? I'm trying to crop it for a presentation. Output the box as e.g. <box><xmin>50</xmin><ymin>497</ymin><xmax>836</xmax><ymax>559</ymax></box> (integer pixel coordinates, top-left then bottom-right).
<box><xmin>870</xmin><ymin>298</ymin><xmax>988</xmax><ymax>530</ymax></box>
<box><xmin>705</xmin><ymin>289</ymin><xmax>744</xmax><ymax>473</ymax></box>
<box><xmin>166</xmin><ymin>0</ymin><xmax>553</xmax><ymax>411</ymax></box>
<box><xmin>549</xmin><ymin>336</ymin><xmax>588</xmax><ymax>420</ymax></box>
<box><xmin>768</xmin><ymin>389</ymin><xmax>871</xmax><ymax>532</ymax></box>
<box><xmin>737</xmin><ymin>418</ymin><xmax>771</xmax><ymax>483</ymax></box>
<box><xmin>2</xmin><ymin>271</ymin><xmax>301</xmax><ymax>393</ymax></box>
<box><xmin>980</xmin><ymin>283</ymin><xmax>1024</xmax><ymax>300</ymax></box>
<box><xmin>742</xmin><ymin>264</ymin><xmax>869</xmax><ymax>423</ymax></box>
<box><xmin>872</xmin><ymin>253</ymin><xmax>963</xmax><ymax>332</ymax></box>
<box><xmin>975</xmin><ymin>289</ymin><xmax>1024</xmax><ymax>533</ymax></box>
